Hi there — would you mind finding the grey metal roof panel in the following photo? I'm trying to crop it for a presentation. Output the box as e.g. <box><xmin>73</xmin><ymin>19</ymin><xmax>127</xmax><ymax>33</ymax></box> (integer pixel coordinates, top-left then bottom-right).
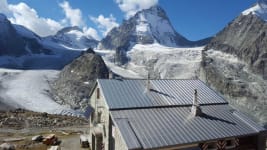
<box><xmin>233</xmin><ymin>111</ymin><xmax>265</xmax><ymax>132</ymax></box>
<box><xmin>115</xmin><ymin>119</ymin><xmax>142</xmax><ymax>149</ymax></box>
<box><xmin>111</xmin><ymin>105</ymin><xmax>262</xmax><ymax>149</ymax></box>
<box><xmin>98</xmin><ymin>79</ymin><xmax>227</xmax><ymax>109</ymax></box>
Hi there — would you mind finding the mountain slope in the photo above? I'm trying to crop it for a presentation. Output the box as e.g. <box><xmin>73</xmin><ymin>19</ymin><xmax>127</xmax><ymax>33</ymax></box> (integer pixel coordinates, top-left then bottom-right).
<box><xmin>0</xmin><ymin>13</ymin><xmax>51</xmax><ymax>56</ymax></box>
<box><xmin>98</xmin><ymin>6</ymin><xmax>211</xmax><ymax>50</ymax></box>
<box><xmin>205</xmin><ymin>13</ymin><xmax>267</xmax><ymax>76</ymax></box>
<box><xmin>202</xmin><ymin>1</ymin><xmax>267</xmax><ymax>126</ymax></box>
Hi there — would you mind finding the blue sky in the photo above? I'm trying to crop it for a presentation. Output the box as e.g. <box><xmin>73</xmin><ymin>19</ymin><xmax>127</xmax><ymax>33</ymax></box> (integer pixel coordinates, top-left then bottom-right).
<box><xmin>1</xmin><ymin>0</ymin><xmax>257</xmax><ymax>41</ymax></box>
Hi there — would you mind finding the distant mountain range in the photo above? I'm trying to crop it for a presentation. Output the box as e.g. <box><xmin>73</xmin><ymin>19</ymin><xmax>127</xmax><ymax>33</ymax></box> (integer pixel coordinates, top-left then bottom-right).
<box><xmin>0</xmin><ymin>14</ymin><xmax>51</xmax><ymax>56</ymax></box>
<box><xmin>0</xmin><ymin>13</ymin><xmax>98</xmax><ymax>57</ymax></box>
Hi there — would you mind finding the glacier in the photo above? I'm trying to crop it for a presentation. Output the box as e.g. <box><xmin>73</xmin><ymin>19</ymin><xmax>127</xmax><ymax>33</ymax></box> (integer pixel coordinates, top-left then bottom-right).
<box><xmin>97</xmin><ymin>43</ymin><xmax>204</xmax><ymax>79</ymax></box>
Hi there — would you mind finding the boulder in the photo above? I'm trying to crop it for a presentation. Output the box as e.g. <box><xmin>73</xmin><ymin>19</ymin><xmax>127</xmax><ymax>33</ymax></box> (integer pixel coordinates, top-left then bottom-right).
<box><xmin>0</xmin><ymin>143</ymin><xmax>15</xmax><ymax>150</ymax></box>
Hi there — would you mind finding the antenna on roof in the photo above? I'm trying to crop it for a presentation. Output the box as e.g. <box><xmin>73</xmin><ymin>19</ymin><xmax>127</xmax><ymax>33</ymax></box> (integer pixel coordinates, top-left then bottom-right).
<box><xmin>145</xmin><ymin>72</ymin><xmax>151</xmax><ymax>93</ymax></box>
<box><xmin>191</xmin><ymin>89</ymin><xmax>202</xmax><ymax>117</ymax></box>
<box><xmin>144</xmin><ymin>72</ymin><xmax>151</xmax><ymax>93</ymax></box>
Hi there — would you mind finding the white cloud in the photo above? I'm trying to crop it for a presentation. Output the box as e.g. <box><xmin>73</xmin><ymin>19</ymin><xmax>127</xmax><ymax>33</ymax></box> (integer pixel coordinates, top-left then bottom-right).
<box><xmin>90</xmin><ymin>14</ymin><xmax>119</xmax><ymax>36</ymax></box>
<box><xmin>59</xmin><ymin>1</ymin><xmax>83</xmax><ymax>27</ymax></box>
<box><xmin>115</xmin><ymin>0</ymin><xmax>158</xmax><ymax>18</ymax></box>
<box><xmin>0</xmin><ymin>0</ymin><xmax>63</xmax><ymax>37</ymax></box>
<box><xmin>8</xmin><ymin>2</ymin><xmax>63</xmax><ymax>37</ymax></box>
<box><xmin>83</xmin><ymin>27</ymin><xmax>100</xmax><ymax>41</ymax></box>
<box><xmin>9</xmin><ymin>4</ymin><xmax>62</xmax><ymax>37</ymax></box>
<box><xmin>0</xmin><ymin>0</ymin><xmax>101</xmax><ymax>39</ymax></box>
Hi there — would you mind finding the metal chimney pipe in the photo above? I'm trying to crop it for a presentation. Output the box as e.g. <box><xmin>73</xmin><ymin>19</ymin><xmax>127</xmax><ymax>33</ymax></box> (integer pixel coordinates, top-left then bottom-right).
<box><xmin>109</xmin><ymin>70</ymin><xmax>114</xmax><ymax>79</ymax></box>
<box><xmin>191</xmin><ymin>89</ymin><xmax>202</xmax><ymax>117</ymax></box>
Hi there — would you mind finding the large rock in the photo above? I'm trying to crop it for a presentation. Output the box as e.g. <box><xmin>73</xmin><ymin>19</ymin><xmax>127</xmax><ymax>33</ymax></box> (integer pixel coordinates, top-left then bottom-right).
<box><xmin>0</xmin><ymin>143</ymin><xmax>15</xmax><ymax>150</ymax></box>
<box><xmin>51</xmin><ymin>49</ymin><xmax>109</xmax><ymax>110</ymax></box>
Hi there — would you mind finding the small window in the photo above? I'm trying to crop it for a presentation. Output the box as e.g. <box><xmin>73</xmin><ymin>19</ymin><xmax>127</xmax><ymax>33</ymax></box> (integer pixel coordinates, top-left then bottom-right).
<box><xmin>207</xmin><ymin>142</ymin><xmax>217</xmax><ymax>150</ymax></box>
<box><xmin>91</xmin><ymin>111</ymin><xmax>95</xmax><ymax>123</ymax></box>
<box><xmin>97</xmin><ymin>111</ymin><xmax>102</xmax><ymax>123</ymax></box>
<box><xmin>96</xmin><ymin>88</ymin><xmax>100</xmax><ymax>99</ymax></box>
<box><xmin>226</xmin><ymin>139</ymin><xmax>236</xmax><ymax>149</ymax></box>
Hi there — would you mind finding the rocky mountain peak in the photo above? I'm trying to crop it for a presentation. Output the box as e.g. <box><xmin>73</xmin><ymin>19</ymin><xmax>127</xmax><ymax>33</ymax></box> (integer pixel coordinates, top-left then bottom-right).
<box><xmin>98</xmin><ymin>5</ymin><xmax>210</xmax><ymax>50</ymax></box>
<box><xmin>138</xmin><ymin>5</ymin><xmax>167</xmax><ymax>19</ymax></box>
<box><xmin>52</xmin><ymin>51</ymin><xmax>109</xmax><ymax>110</ymax></box>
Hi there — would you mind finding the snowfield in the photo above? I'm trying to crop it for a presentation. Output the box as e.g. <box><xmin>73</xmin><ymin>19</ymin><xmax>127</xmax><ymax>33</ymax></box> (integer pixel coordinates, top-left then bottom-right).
<box><xmin>0</xmin><ymin>48</ymin><xmax>82</xmax><ymax>116</ymax></box>
<box><xmin>0</xmin><ymin>69</ymin><xmax>80</xmax><ymax>115</ymax></box>
<box><xmin>97</xmin><ymin>44</ymin><xmax>204</xmax><ymax>79</ymax></box>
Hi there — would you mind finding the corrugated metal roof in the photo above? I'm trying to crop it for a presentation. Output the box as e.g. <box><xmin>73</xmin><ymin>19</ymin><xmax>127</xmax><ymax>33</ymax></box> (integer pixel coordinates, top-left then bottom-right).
<box><xmin>98</xmin><ymin>79</ymin><xmax>227</xmax><ymax>109</ymax></box>
<box><xmin>111</xmin><ymin>105</ymin><xmax>265</xmax><ymax>149</ymax></box>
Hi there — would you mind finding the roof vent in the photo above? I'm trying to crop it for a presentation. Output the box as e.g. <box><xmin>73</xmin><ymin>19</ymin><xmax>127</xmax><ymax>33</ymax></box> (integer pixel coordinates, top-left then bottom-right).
<box><xmin>109</xmin><ymin>70</ymin><xmax>114</xmax><ymax>79</ymax></box>
<box><xmin>191</xmin><ymin>89</ymin><xmax>202</xmax><ymax>117</ymax></box>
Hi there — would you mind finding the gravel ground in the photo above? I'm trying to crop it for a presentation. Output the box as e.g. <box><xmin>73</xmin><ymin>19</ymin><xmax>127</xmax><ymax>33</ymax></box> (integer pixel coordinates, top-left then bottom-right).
<box><xmin>0</xmin><ymin>126</ymin><xmax>90</xmax><ymax>150</ymax></box>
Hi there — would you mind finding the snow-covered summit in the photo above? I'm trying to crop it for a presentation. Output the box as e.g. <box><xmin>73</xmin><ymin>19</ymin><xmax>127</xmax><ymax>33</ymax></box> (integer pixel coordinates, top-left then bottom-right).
<box><xmin>242</xmin><ymin>0</ymin><xmax>267</xmax><ymax>21</ymax></box>
<box><xmin>47</xmin><ymin>26</ymin><xmax>98</xmax><ymax>49</ymax></box>
<box><xmin>99</xmin><ymin>5</ymin><xmax>210</xmax><ymax>50</ymax></box>
<box><xmin>135</xmin><ymin>5</ymin><xmax>183</xmax><ymax>47</ymax></box>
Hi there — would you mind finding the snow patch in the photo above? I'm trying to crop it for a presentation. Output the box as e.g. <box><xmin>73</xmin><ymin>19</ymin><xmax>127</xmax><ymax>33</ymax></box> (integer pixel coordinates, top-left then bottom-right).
<box><xmin>136</xmin><ymin>13</ymin><xmax>151</xmax><ymax>34</ymax></box>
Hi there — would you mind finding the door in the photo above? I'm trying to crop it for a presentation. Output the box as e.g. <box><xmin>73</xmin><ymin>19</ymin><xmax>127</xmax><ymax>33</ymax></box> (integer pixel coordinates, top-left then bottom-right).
<box><xmin>92</xmin><ymin>135</ymin><xmax>96</xmax><ymax>150</ymax></box>
<box><xmin>96</xmin><ymin>136</ymin><xmax>103</xmax><ymax>150</ymax></box>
